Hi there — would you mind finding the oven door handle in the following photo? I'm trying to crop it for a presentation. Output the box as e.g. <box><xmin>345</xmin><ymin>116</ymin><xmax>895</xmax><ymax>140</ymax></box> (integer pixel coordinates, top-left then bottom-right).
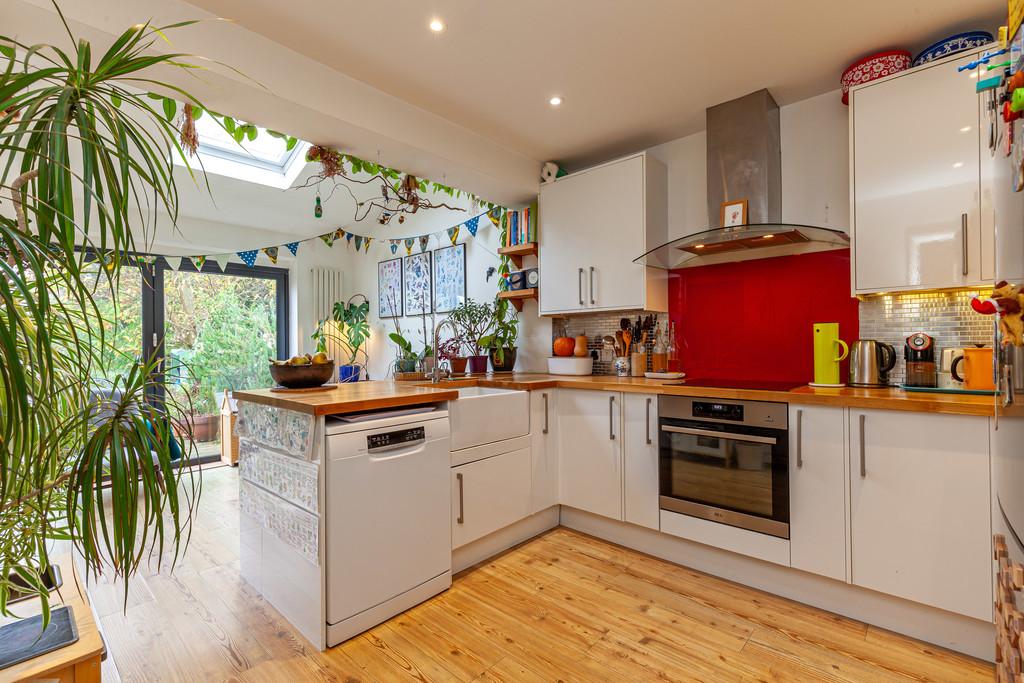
<box><xmin>660</xmin><ymin>424</ymin><xmax>777</xmax><ymax>446</ymax></box>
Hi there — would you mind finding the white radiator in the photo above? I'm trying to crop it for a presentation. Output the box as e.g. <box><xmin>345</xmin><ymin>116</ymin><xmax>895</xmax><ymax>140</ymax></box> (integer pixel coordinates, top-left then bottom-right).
<box><xmin>311</xmin><ymin>267</ymin><xmax>345</xmax><ymax>363</ymax></box>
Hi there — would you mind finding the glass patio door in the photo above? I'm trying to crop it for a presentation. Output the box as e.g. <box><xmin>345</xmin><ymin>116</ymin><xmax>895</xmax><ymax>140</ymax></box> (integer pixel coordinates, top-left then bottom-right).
<box><xmin>151</xmin><ymin>261</ymin><xmax>289</xmax><ymax>459</ymax></box>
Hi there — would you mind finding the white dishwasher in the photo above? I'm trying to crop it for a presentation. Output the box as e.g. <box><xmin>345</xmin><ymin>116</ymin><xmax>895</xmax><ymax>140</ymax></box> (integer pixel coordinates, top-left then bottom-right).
<box><xmin>325</xmin><ymin>408</ymin><xmax>452</xmax><ymax>646</ymax></box>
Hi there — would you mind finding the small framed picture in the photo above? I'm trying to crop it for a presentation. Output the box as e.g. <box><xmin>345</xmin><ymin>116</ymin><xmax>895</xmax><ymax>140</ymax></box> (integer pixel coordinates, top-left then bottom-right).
<box><xmin>720</xmin><ymin>199</ymin><xmax>749</xmax><ymax>228</ymax></box>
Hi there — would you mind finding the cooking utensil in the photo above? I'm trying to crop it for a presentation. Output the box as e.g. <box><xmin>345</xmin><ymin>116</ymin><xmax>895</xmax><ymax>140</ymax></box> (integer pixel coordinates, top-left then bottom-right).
<box><xmin>622</xmin><ymin>329</ymin><xmax>632</xmax><ymax>356</ymax></box>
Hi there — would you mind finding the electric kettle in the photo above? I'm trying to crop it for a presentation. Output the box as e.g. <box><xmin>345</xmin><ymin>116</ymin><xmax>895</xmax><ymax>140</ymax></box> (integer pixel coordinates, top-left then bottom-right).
<box><xmin>849</xmin><ymin>340</ymin><xmax>897</xmax><ymax>387</ymax></box>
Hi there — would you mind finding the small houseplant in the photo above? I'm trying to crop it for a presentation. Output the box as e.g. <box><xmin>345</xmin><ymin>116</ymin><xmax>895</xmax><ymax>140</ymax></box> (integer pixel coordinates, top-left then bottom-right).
<box><xmin>479</xmin><ymin>297</ymin><xmax>520</xmax><ymax>372</ymax></box>
<box><xmin>312</xmin><ymin>294</ymin><xmax>371</xmax><ymax>382</ymax></box>
<box><xmin>436</xmin><ymin>334</ymin><xmax>469</xmax><ymax>375</ymax></box>
<box><xmin>448</xmin><ymin>299</ymin><xmax>493</xmax><ymax>374</ymax></box>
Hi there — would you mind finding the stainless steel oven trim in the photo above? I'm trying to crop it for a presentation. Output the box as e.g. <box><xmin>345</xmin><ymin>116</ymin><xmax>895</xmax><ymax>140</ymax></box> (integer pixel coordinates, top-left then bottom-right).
<box><xmin>661</xmin><ymin>424</ymin><xmax>777</xmax><ymax>445</ymax></box>
<box><xmin>660</xmin><ymin>496</ymin><xmax>790</xmax><ymax>538</ymax></box>
<box><xmin>659</xmin><ymin>395</ymin><xmax>788</xmax><ymax>428</ymax></box>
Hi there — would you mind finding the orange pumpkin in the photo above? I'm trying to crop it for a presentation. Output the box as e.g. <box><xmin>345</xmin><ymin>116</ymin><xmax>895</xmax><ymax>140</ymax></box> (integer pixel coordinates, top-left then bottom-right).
<box><xmin>553</xmin><ymin>337</ymin><xmax>576</xmax><ymax>357</ymax></box>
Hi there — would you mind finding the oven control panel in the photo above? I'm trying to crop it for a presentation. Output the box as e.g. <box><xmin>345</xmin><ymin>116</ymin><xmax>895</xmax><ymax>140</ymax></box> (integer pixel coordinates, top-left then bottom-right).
<box><xmin>692</xmin><ymin>401</ymin><xmax>743</xmax><ymax>421</ymax></box>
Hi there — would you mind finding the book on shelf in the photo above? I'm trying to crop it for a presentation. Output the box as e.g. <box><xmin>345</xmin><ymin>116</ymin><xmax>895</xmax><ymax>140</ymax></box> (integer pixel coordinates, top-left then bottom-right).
<box><xmin>503</xmin><ymin>201</ymin><xmax>539</xmax><ymax>248</ymax></box>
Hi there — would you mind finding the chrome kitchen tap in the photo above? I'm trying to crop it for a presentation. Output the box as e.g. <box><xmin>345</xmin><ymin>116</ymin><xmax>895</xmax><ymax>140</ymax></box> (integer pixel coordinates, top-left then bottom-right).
<box><xmin>430</xmin><ymin>318</ymin><xmax>457</xmax><ymax>383</ymax></box>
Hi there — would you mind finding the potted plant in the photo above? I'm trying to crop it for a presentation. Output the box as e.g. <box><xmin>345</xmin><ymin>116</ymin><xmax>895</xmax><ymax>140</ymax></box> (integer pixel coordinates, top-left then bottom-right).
<box><xmin>436</xmin><ymin>335</ymin><xmax>469</xmax><ymax>375</ymax></box>
<box><xmin>479</xmin><ymin>297</ymin><xmax>520</xmax><ymax>373</ymax></box>
<box><xmin>0</xmin><ymin>13</ymin><xmax>206</xmax><ymax>624</ymax></box>
<box><xmin>312</xmin><ymin>294</ymin><xmax>371</xmax><ymax>382</ymax></box>
<box><xmin>448</xmin><ymin>299</ymin><xmax>493</xmax><ymax>374</ymax></box>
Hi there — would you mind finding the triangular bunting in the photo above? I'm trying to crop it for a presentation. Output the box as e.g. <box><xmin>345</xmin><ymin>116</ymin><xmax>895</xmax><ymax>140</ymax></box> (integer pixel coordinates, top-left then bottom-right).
<box><xmin>319</xmin><ymin>232</ymin><xmax>335</xmax><ymax>247</ymax></box>
<box><xmin>213</xmin><ymin>254</ymin><xmax>232</xmax><ymax>272</ymax></box>
<box><xmin>419</xmin><ymin>235</ymin><xmax>430</xmax><ymax>253</ymax></box>
<box><xmin>136</xmin><ymin>255</ymin><xmax>157</xmax><ymax>266</ymax></box>
<box><xmin>488</xmin><ymin>208</ymin><xmax>502</xmax><ymax>227</ymax></box>
<box><xmin>346</xmin><ymin>232</ymin><xmax>354</xmax><ymax>245</ymax></box>
<box><xmin>190</xmin><ymin>255</ymin><xmax>206</xmax><ymax>270</ymax></box>
<box><xmin>447</xmin><ymin>226</ymin><xmax>460</xmax><ymax>245</ymax></box>
<box><xmin>262</xmin><ymin>246</ymin><xmax>279</xmax><ymax>264</ymax></box>
<box><xmin>389</xmin><ymin>240</ymin><xmax>399</xmax><ymax>255</ymax></box>
<box><xmin>465</xmin><ymin>215</ymin><xmax>480</xmax><ymax>236</ymax></box>
<box><xmin>238</xmin><ymin>250</ymin><xmax>259</xmax><ymax>267</ymax></box>
<box><xmin>166</xmin><ymin>256</ymin><xmax>185</xmax><ymax>271</ymax></box>
<box><xmin>354</xmin><ymin>235</ymin><xmax>363</xmax><ymax>251</ymax></box>
<box><xmin>285</xmin><ymin>242</ymin><xmax>299</xmax><ymax>256</ymax></box>
<box><xmin>404</xmin><ymin>238</ymin><xmax>415</xmax><ymax>256</ymax></box>
<box><xmin>363</xmin><ymin>238</ymin><xmax>372</xmax><ymax>253</ymax></box>
<box><xmin>334</xmin><ymin>229</ymin><xmax>346</xmax><ymax>241</ymax></box>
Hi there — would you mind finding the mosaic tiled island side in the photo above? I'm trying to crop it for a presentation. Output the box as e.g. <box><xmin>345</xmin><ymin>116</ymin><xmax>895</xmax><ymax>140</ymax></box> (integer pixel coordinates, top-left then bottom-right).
<box><xmin>234</xmin><ymin>399</ymin><xmax>325</xmax><ymax>647</ymax></box>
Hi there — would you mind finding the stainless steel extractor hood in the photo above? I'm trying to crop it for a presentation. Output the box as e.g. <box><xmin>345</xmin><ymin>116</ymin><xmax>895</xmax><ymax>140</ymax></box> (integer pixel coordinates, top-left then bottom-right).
<box><xmin>636</xmin><ymin>89</ymin><xmax>848</xmax><ymax>270</ymax></box>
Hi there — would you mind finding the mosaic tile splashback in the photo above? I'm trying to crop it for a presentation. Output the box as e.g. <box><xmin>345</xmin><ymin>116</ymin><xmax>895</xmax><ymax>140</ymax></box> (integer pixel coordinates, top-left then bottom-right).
<box><xmin>858</xmin><ymin>289</ymin><xmax>992</xmax><ymax>386</ymax></box>
<box><xmin>554</xmin><ymin>311</ymin><xmax>668</xmax><ymax>375</ymax></box>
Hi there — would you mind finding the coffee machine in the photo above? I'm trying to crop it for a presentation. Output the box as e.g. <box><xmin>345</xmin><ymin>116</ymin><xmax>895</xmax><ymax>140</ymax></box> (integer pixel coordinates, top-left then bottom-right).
<box><xmin>904</xmin><ymin>332</ymin><xmax>936</xmax><ymax>388</ymax></box>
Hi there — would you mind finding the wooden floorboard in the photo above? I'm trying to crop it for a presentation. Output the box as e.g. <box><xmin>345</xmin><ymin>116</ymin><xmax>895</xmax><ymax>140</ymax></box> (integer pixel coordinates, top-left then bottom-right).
<box><xmin>94</xmin><ymin>467</ymin><xmax>992</xmax><ymax>682</ymax></box>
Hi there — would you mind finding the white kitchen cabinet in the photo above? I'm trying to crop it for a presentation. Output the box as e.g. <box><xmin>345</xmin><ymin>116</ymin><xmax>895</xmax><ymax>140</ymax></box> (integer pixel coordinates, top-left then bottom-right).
<box><xmin>848</xmin><ymin>409</ymin><xmax>991</xmax><ymax>620</ymax></box>
<box><xmin>850</xmin><ymin>51</ymin><xmax>993</xmax><ymax>293</ymax></box>
<box><xmin>538</xmin><ymin>152</ymin><xmax>667</xmax><ymax>314</ymax></box>
<box><xmin>558</xmin><ymin>389</ymin><xmax>623</xmax><ymax>520</ymax></box>
<box><xmin>451</xmin><ymin>447</ymin><xmax>532</xmax><ymax>549</ymax></box>
<box><xmin>623</xmin><ymin>393</ymin><xmax>659</xmax><ymax>530</ymax></box>
<box><xmin>530</xmin><ymin>389</ymin><xmax>559</xmax><ymax>513</ymax></box>
<box><xmin>789</xmin><ymin>405</ymin><xmax>847</xmax><ymax>582</ymax></box>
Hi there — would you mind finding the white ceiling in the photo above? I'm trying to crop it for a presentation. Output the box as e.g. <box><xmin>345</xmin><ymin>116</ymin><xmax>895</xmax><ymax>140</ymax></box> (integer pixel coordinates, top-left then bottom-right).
<box><xmin>185</xmin><ymin>0</ymin><xmax>1004</xmax><ymax>169</ymax></box>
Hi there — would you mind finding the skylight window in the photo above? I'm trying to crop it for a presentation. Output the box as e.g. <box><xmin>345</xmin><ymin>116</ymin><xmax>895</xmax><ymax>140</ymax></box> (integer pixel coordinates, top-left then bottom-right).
<box><xmin>174</xmin><ymin>116</ymin><xmax>309</xmax><ymax>189</ymax></box>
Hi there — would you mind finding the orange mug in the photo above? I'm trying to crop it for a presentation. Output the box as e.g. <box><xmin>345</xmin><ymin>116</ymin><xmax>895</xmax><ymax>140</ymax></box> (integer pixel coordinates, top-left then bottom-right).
<box><xmin>950</xmin><ymin>347</ymin><xmax>995</xmax><ymax>391</ymax></box>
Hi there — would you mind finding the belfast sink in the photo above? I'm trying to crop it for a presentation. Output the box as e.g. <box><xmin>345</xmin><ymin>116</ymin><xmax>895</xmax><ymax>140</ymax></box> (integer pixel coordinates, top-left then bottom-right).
<box><xmin>449</xmin><ymin>386</ymin><xmax>529</xmax><ymax>451</ymax></box>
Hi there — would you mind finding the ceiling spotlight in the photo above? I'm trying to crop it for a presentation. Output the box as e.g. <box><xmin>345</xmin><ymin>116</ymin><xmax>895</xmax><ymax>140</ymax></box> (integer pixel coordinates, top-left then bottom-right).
<box><xmin>952</xmin><ymin>161</ymin><xmax>964</xmax><ymax>168</ymax></box>
<box><xmin>549</xmin><ymin>96</ymin><xmax>563</xmax><ymax>107</ymax></box>
<box><xmin>960</xmin><ymin>126</ymin><xmax>972</xmax><ymax>132</ymax></box>
<box><xmin>429</xmin><ymin>18</ymin><xmax>445</xmax><ymax>32</ymax></box>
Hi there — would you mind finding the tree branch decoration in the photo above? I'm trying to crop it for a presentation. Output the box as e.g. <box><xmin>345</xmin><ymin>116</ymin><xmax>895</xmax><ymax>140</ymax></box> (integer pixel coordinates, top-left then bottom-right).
<box><xmin>302</xmin><ymin>146</ymin><xmax>467</xmax><ymax>225</ymax></box>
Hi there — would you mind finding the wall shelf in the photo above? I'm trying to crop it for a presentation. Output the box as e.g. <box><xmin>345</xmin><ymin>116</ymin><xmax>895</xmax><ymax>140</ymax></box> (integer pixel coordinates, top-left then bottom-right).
<box><xmin>497</xmin><ymin>242</ymin><xmax>537</xmax><ymax>270</ymax></box>
<box><xmin>497</xmin><ymin>288</ymin><xmax>537</xmax><ymax>312</ymax></box>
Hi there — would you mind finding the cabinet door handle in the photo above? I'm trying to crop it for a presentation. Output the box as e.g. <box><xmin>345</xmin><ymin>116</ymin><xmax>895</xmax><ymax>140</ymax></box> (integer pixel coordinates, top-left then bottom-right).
<box><xmin>578</xmin><ymin>268</ymin><xmax>585</xmax><ymax>305</ymax></box>
<box><xmin>589</xmin><ymin>266</ymin><xmax>596</xmax><ymax>305</ymax></box>
<box><xmin>795</xmin><ymin>409</ymin><xmax>803</xmax><ymax>468</ymax></box>
<box><xmin>456</xmin><ymin>472</ymin><xmax>465</xmax><ymax>524</ymax></box>
<box><xmin>858</xmin><ymin>414</ymin><xmax>866</xmax><ymax>478</ymax></box>
<box><xmin>609</xmin><ymin>395</ymin><xmax>616</xmax><ymax>440</ymax></box>
<box><xmin>961</xmin><ymin>213</ymin><xmax>969</xmax><ymax>276</ymax></box>
<box><xmin>542</xmin><ymin>393</ymin><xmax>549</xmax><ymax>434</ymax></box>
<box><xmin>646</xmin><ymin>397</ymin><xmax>653</xmax><ymax>445</ymax></box>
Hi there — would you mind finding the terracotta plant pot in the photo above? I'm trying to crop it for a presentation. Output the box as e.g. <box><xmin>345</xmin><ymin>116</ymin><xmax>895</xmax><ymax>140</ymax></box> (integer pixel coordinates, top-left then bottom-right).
<box><xmin>191</xmin><ymin>414</ymin><xmax>220</xmax><ymax>442</ymax></box>
<box><xmin>449</xmin><ymin>357</ymin><xmax>468</xmax><ymax>374</ymax></box>
<box><xmin>489</xmin><ymin>347</ymin><xmax>517</xmax><ymax>373</ymax></box>
<box><xmin>467</xmin><ymin>355</ymin><xmax>489</xmax><ymax>375</ymax></box>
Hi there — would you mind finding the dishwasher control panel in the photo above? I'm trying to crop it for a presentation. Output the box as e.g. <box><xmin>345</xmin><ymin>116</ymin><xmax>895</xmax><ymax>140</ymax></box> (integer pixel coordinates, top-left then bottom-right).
<box><xmin>367</xmin><ymin>426</ymin><xmax>425</xmax><ymax>453</ymax></box>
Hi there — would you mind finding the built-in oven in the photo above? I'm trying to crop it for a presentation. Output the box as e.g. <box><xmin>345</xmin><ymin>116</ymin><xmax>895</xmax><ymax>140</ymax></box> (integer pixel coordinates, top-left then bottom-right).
<box><xmin>659</xmin><ymin>395</ymin><xmax>789</xmax><ymax>538</ymax></box>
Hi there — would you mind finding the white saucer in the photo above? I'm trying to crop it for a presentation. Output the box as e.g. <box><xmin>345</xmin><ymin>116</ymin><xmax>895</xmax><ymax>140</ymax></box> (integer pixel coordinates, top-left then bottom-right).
<box><xmin>646</xmin><ymin>372</ymin><xmax>685</xmax><ymax>380</ymax></box>
<box><xmin>808</xmin><ymin>382</ymin><xmax>846</xmax><ymax>388</ymax></box>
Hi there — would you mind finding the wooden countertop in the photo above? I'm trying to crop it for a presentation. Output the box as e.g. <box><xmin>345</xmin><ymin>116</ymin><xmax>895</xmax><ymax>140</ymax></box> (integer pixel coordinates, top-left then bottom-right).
<box><xmin>1</xmin><ymin>554</ymin><xmax>105</xmax><ymax>681</ymax></box>
<box><xmin>233</xmin><ymin>381</ymin><xmax>460</xmax><ymax>416</ymax></box>
<box><xmin>234</xmin><ymin>373</ymin><xmax>1001</xmax><ymax>417</ymax></box>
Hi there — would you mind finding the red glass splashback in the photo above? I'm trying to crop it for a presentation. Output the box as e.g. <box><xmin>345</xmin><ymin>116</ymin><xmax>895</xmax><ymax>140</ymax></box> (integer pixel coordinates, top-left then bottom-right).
<box><xmin>666</xmin><ymin>250</ymin><xmax>859</xmax><ymax>383</ymax></box>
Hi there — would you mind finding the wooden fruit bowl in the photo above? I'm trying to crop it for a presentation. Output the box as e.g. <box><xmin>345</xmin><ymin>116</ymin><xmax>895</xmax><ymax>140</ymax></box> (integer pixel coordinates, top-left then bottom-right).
<box><xmin>269</xmin><ymin>361</ymin><xmax>335</xmax><ymax>388</ymax></box>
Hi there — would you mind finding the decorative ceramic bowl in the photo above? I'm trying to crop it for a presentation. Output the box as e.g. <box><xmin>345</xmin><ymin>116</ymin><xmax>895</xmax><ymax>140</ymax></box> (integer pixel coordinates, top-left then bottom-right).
<box><xmin>269</xmin><ymin>361</ymin><xmax>335</xmax><ymax>388</ymax></box>
<box><xmin>913</xmin><ymin>31</ymin><xmax>993</xmax><ymax>67</ymax></box>
<box><xmin>840</xmin><ymin>50</ymin><xmax>912</xmax><ymax>104</ymax></box>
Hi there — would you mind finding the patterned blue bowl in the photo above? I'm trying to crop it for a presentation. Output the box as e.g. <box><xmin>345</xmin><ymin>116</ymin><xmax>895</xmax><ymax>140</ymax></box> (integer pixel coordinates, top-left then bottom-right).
<box><xmin>913</xmin><ymin>31</ymin><xmax>993</xmax><ymax>67</ymax></box>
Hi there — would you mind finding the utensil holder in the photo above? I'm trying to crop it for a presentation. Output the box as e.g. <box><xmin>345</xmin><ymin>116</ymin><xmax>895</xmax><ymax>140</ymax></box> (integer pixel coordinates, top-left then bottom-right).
<box><xmin>614</xmin><ymin>356</ymin><xmax>630</xmax><ymax>377</ymax></box>
<box><xmin>630</xmin><ymin>352</ymin><xmax>647</xmax><ymax>377</ymax></box>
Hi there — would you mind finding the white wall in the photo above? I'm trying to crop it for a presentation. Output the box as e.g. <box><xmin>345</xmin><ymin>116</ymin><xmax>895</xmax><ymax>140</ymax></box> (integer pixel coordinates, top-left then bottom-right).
<box><xmin>647</xmin><ymin>89</ymin><xmax>850</xmax><ymax>239</ymax></box>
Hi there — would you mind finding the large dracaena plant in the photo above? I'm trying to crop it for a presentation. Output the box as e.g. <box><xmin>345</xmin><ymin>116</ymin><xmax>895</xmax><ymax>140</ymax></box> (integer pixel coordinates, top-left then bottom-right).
<box><xmin>0</xmin><ymin>6</ymin><xmax>214</xmax><ymax>622</ymax></box>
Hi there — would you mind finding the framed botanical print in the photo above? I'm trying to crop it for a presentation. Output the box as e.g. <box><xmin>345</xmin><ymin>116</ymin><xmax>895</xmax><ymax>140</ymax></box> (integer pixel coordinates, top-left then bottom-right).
<box><xmin>403</xmin><ymin>252</ymin><xmax>432</xmax><ymax>315</ymax></box>
<box><xmin>432</xmin><ymin>243</ymin><xmax>466</xmax><ymax>313</ymax></box>
<box><xmin>377</xmin><ymin>257</ymin><xmax>403</xmax><ymax>318</ymax></box>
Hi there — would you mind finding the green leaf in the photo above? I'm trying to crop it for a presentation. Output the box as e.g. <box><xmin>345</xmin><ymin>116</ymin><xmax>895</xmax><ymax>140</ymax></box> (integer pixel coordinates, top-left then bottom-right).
<box><xmin>222</xmin><ymin>116</ymin><xmax>236</xmax><ymax>133</ymax></box>
<box><xmin>285</xmin><ymin>136</ymin><xmax>297</xmax><ymax>151</ymax></box>
<box><xmin>110</xmin><ymin>92</ymin><xmax>122</xmax><ymax>108</ymax></box>
<box><xmin>245</xmin><ymin>125</ymin><xmax>257</xmax><ymax>142</ymax></box>
<box><xmin>161</xmin><ymin>96</ymin><xmax>176</xmax><ymax>121</ymax></box>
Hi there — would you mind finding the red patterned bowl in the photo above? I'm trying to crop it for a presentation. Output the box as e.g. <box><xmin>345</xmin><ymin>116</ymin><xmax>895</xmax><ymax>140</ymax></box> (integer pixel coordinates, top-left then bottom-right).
<box><xmin>840</xmin><ymin>50</ymin><xmax>912</xmax><ymax>104</ymax></box>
